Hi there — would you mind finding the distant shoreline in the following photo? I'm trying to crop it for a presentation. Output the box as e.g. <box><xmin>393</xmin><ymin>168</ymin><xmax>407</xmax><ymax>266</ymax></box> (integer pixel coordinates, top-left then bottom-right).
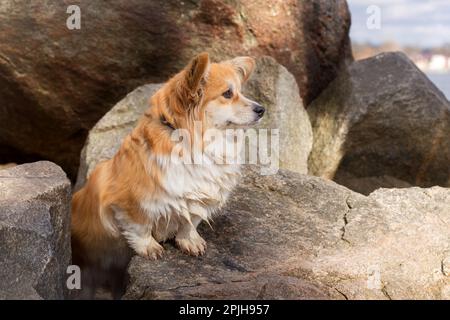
<box><xmin>426</xmin><ymin>73</ymin><xmax>450</xmax><ymax>100</ymax></box>
<box><xmin>424</xmin><ymin>71</ymin><xmax>450</xmax><ymax>75</ymax></box>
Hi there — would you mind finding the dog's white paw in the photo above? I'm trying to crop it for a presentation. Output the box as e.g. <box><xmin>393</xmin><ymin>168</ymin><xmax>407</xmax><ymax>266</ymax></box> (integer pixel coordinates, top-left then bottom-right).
<box><xmin>176</xmin><ymin>233</ymin><xmax>207</xmax><ymax>257</ymax></box>
<box><xmin>133</xmin><ymin>237</ymin><xmax>164</xmax><ymax>260</ymax></box>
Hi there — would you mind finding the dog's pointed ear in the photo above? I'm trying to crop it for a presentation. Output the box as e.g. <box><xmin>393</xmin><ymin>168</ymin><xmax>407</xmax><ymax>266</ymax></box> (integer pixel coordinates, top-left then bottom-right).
<box><xmin>178</xmin><ymin>52</ymin><xmax>210</xmax><ymax>109</ymax></box>
<box><xmin>227</xmin><ymin>56</ymin><xmax>255</xmax><ymax>83</ymax></box>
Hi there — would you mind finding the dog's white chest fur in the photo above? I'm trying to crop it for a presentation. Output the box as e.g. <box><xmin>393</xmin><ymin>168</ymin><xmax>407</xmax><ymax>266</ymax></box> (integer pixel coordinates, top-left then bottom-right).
<box><xmin>139</xmin><ymin>153</ymin><xmax>241</xmax><ymax>241</ymax></box>
<box><xmin>164</xmin><ymin>160</ymin><xmax>240</xmax><ymax>205</ymax></box>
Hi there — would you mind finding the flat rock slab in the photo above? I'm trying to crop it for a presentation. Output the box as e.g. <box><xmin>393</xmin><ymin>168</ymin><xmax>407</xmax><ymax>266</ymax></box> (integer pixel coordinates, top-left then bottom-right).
<box><xmin>124</xmin><ymin>167</ymin><xmax>450</xmax><ymax>300</ymax></box>
<box><xmin>0</xmin><ymin>161</ymin><xmax>71</xmax><ymax>299</ymax></box>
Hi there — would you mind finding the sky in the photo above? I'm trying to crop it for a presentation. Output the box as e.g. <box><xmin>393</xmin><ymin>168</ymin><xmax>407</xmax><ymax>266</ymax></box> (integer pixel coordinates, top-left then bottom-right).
<box><xmin>348</xmin><ymin>0</ymin><xmax>450</xmax><ymax>48</ymax></box>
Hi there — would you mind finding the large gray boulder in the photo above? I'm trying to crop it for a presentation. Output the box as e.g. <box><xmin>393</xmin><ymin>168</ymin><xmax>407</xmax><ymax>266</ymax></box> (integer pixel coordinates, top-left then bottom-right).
<box><xmin>244</xmin><ymin>56</ymin><xmax>312</xmax><ymax>175</ymax></box>
<box><xmin>124</xmin><ymin>167</ymin><xmax>450</xmax><ymax>300</ymax></box>
<box><xmin>308</xmin><ymin>52</ymin><xmax>450</xmax><ymax>193</ymax></box>
<box><xmin>75</xmin><ymin>57</ymin><xmax>313</xmax><ymax>190</ymax></box>
<box><xmin>0</xmin><ymin>161</ymin><xmax>71</xmax><ymax>299</ymax></box>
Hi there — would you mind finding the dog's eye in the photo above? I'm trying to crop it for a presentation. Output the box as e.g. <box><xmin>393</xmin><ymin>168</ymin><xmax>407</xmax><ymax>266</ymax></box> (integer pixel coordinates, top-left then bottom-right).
<box><xmin>222</xmin><ymin>89</ymin><xmax>233</xmax><ymax>99</ymax></box>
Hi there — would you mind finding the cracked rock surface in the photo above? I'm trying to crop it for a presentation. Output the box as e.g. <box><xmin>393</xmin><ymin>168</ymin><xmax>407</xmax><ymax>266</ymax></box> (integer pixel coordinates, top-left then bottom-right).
<box><xmin>124</xmin><ymin>167</ymin><xmax>450</xmax><ymax>300</ymax></box>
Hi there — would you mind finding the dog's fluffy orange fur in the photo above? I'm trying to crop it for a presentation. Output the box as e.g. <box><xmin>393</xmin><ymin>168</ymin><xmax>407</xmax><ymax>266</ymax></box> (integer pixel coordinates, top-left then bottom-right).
<box><xmin>71</xmin><ymin>53</ymin><xmax>264</xmax><ymax>297</ymax></box>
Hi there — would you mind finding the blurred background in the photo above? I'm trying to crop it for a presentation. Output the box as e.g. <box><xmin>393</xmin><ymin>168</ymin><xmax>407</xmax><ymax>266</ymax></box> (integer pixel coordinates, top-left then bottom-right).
<box><xmin>349</xmin><ymin>0</ymin><xmax>450</xmax><ymax>98</ymax></box>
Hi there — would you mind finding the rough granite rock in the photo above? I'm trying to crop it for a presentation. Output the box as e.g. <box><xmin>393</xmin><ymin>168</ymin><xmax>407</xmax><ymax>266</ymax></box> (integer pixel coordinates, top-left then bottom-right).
<box><xmin>124</xmin><ymin>167</ymin><xmax>450</xmax><ymax>300</ymax></box>
<box><xmin>308</xmin><ymin>52</ymin><xmax>450</xmax><ymax>190</ymax></box>
<box><xmin>75</xmin><ymin>57</ymin><xmax>312</xmax><ymax>189</ymax></box>
<box><xmin>0</xmin><ymin>161</ymin><xmax>72</xmax><ymax>299</ymax></box>
<box><xmin>244</xmin><ymin>56</ymin><xmax>312</xmax><ymax>175</ymax></box>
<box><xmin>0</xmin><ymin>0</ymin><xmax>352</xmax><ymax>179</ymax></box>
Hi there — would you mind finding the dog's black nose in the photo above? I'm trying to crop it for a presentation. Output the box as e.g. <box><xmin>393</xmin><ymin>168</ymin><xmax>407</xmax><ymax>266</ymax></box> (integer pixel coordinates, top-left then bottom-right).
<box><xmin>253</xmin><ymin>104</ymin><xmax>265</xmax><ymax>118</ymax></box>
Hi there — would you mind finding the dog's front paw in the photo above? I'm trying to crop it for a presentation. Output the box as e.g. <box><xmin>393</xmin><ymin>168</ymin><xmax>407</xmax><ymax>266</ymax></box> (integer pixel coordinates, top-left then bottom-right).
<box><xmin>176</xmin><ymin>233</ymin><xmax>207</xmax><ymax>257</ymax></box>
<box><xmin>133</xmin><ymin>238</ymin><xmax>164</xmax><ymax>260</ymax></box>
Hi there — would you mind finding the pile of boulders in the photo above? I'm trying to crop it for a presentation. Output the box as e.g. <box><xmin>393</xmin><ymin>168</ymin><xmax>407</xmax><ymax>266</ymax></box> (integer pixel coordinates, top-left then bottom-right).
<box><xmin>1</xmin><ymin>0</ymin><xmax>449</xmax><ymax>300</ymax></box>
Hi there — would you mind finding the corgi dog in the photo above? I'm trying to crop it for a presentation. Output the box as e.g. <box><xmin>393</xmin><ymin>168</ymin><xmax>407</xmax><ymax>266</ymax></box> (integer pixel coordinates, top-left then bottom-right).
<box><xmin>71</xmin><ymin>52</ymin><xmax>265</xmax><ymax>298</ymax></box>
